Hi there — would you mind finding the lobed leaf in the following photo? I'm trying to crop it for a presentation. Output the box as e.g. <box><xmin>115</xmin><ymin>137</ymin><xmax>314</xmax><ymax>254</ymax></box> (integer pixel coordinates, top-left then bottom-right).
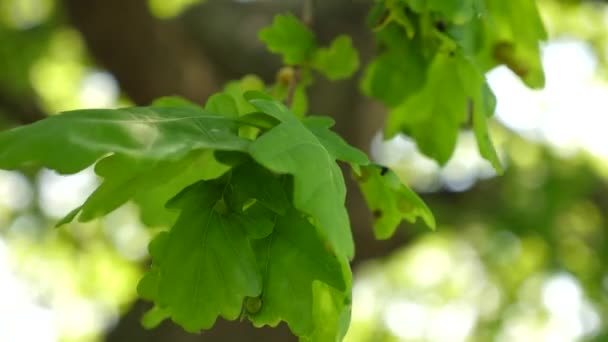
<box><xmin>145</xmin><ymin>180</ymin><xmax>267</xmax><ymax>332</ymax></box>
<box><xmin>247</xmin><ymin>98</ymin><xmax>355</xmax><ymax>259</ymax></box>
<box><xmin>356</xmin><ymin>165</ymin><xmax>435</xmax><ymax>239</ymax></box>
<box><xmin>312</xmin><ymin>35</ymin><xmax>360</xmax><ymax>81</ymax></box>
<box><xmin>484</xmin><ymin>0</ymin><xmax>547</xmax><ymax>88</ymax></box>
<box><xmin>249</xmin><ymin>208</ymin><xmax>346</xmax><ymax>336</ymax></box>
<box><xmin>0</xmin><ymin>106</ymin><xmax>249</xmax><ymax>174</ymax></box>
<box><xmin>258</xmin><ymin>14</ymin><xmax>316</xmax><ymax>65</ymax></box>
<box><xmin>59</xmin><ymin>150</ymin><xmax>228</xmax><ymax>226</ymax></box>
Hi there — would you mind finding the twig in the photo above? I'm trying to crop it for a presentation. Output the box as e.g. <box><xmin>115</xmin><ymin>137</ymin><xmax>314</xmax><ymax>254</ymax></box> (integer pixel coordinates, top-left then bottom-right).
<box><xmin>284</xmin><ymin>68</ymin><xmax>300</xmax><ymax>108</ymax></box>
<box><xmin>302</xmin><ymin>0</ymin><xmax>314</xmax><ymax>28</ymax></box>
<box><xmin>284</xmin><ymin>0</ymin><xmax>314</xmax><ymax>108</ymax></box>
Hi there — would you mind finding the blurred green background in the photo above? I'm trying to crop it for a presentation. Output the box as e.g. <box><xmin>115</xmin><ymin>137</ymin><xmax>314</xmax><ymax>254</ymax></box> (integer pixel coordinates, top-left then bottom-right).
<box><xmin>0</xmin><ymin>0</ymin><xmax>607</xmax><ymax>341</ymax></box>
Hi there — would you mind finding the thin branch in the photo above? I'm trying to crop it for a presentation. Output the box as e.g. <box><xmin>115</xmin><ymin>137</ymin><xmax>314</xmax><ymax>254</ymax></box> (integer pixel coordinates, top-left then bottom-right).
<box><xmin>284</xmin><ymin>0</ymin><xmax>314</xmax><ymax>108</ymax></box>
<box><xmin>284</xmin><ymin>68</ymin><xmax>300</xmax><ymax>108</ymax></box>
<box><xmin>302</xmin><ymin>0</ymin><xmax>314</xmax><ymax>28</ymax></box>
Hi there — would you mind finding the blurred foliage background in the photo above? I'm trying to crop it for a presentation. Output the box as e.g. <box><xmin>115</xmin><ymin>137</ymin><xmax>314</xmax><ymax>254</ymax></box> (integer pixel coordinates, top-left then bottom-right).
<box><xmin>0</xmin><ymin>0</ymin><xmax>607</xmax><ymax>341</ymax></box>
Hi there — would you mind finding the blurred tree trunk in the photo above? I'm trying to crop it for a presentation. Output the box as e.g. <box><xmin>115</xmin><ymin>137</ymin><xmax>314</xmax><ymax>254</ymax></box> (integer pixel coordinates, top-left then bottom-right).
<box><xmin>63</xmin><ymin>0</ymin><xmax>221</xmax><ymax>105</ymax></box>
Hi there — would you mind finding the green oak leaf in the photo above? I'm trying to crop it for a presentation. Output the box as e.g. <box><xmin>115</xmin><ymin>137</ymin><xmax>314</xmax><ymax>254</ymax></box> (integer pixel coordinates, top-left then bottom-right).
<box><xmin>259</xmin><ymin>14</ymin><xmax>316</xmax><ymax>65</ymax></box>
<box><xmin>247</xmin><ymin>98</ymin><xmax>355</xmax><ymax>259</ymax></box>
<box><xmin>249</xmin><ymin>208</ymin><xmax>346</xmax><ymax>336</ymax></box>
<box><xmin>223</xmin><ymin>75</ymin><xmax>267</xmax><ymax>116</ymax></box>
<box><xmin>150</xmin><ymin>96</ymin><xmax>203</xmax><ymax>110</ymax></box>
<box><xmin>137</xmin><ymin>231</ymin><xmax>168</xmax><ymax>301</ymax></box>
<box><xmin>312</xmin><ymin>35</ymin><xmax>360</xmax><ymax>80</ymax></box>
<box><xmin>229</xmin><ymin>161</ymin><xmax>289</xmax><ymax>215</ymax></box>
<box><xmin>291</xmin><ymin>83</ymin><xmax>309</xmax><ymax>117</ymax></box>
<box><xmin>204</xmin><ymin>92</ymin><xmax>239</xmax><ymax>117</ymax></box>
<box><xmin>472</xmin><ymin>82</ymin><xmax>503</xmax><ymax>174</ymax></box>
<box><xmin>361</xmin><ymin>24</ymin><xmax>427</xmax><ymax>107</ymax></box>
<box><xmin>426</xmin><ymin>0</ymin><xmax>478</xmax><ymax>24</ymax></box>
<box><xmin>483</xmin><ymin>0</ymin><xmax>547</xmax><ymax>88</ymax></box>
<box><xmin>60</xmin><ymin>150</ymin><xmax>227</xmax><ymax>225</ymax></box>
<box><xmin>386</xmin><ymin>52</ymin><xmax>482</xmax><ymax>165</ymax></box>
<box><xmin>303</xmin><ymin>116</ymin><xmax>369</xmax><ymax>166</ymax></box>
<box><xmin>141</xmin><ymin>306</ymin><xmax>171</xmax><ymax>329</ymax></box>
<box><xmin>356</xmin><ymin>165</ymin><xmax>435</xmax><ymax>239</ymax></box>
<box><xmin>152</xmin><ymin>180</ymin><xmax>265</xmax><ymax>332</ymax></box>
<box><xmin>0</xmin><ymin>106</ymin><xmax>250</xmax><ymax>174</ymax></box>
<box><xmin>303</xmin><ymin>260</ymin><xmax>353</xmax><ymax>342</ymax></box>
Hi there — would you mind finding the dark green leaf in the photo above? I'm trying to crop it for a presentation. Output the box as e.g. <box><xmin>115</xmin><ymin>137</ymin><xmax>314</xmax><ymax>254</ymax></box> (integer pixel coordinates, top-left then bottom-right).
<box><xmin>361</xmin><ymin>25</ymin><xmax>427</xmax><ymax>106</ymax></box>
<box><xmin>230</xmin><ymin>162</ymin><xmax>289</xmax><ymax>215</ymax></box>
<box><xmin>385</xmin><ymin>52</ymin><xmax>482</xmax><ymax>164</ymax></box>
<box><xmin>152</xmin><ymin>180</ymin><xmax>263</xmax><ymax>332</ymax></box>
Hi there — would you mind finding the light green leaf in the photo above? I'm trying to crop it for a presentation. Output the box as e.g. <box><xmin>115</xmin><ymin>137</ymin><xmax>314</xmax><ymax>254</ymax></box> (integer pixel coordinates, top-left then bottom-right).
<box><xmin>473</xmin><ymin>83</ymin><xmax>503</xmax><ymax>174</ymax></box>
<box><xmin>484</xmin><ymin>0</ymin><xmax>547</xmax><ymax>88</ymax></box>
<box><xmin>59</xmin><ymin>150</ymin><xmax>227</xmax><ymax>226</ymax></box>
<box><xmin>259</xmin><ymin>14</ymin><xmax>316</xmax><ymax>65</ymax></box>
<box><xmin>303</xmin><ymin>116</ymin><xmax>369</xmax><ymax>166</ymax></box>
<box><xmin>312</xmin><ymin>35</ymin><xmax>359</xmax><ymax>80</ymax></box>
<box><xmin>247</xmin><ymin>99</ymin><xmax>354</xmax><ymax>259</ymax></box>
<box><xmin>151</xmin><ymin>96</ymin><xmax>202</xmax><ymax>110</ymax></box>
<box><xmin>303</xmin><ymin>260</ymin><xmax>352</xmax><ymax>342</ymax></box>
<box><xmin>133</xmin><ymin>151</ymin><xmax>229</xmax><ymax>227</ymax></box>
<box><xmin>356</xmin><ymin>165</ymin><xmax>435</xmax><ymax>239</ymax></box>
<box><xmin>0</xmin><ymin>106</ymin><xmax>249</xmax><ymax>174</ymax></box>
<box><xmin>249</xmin><ymin>208</ymin><xmax>346</xmax><ymax>336</ymax></box>
<box><xmin>141</xmin><ymin>306</ymin><xmax>171</xmax><ymax>329</ymax></box>
<box><xmin>224</xmin><ymin>75</ymin><xmax>267</xmax><ymax>115</ymax></box>
<box><xmin>204</xmin><ymin>93</ymin><xmax>239</xmax><ymax>117</ymax></box>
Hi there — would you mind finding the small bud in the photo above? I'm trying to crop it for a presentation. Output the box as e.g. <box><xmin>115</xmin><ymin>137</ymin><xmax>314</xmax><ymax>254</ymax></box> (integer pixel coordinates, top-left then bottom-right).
<box><xmin>277</xmin><ymin>67</ymin><xmax>295</xmax><ymax>86</ymax></box>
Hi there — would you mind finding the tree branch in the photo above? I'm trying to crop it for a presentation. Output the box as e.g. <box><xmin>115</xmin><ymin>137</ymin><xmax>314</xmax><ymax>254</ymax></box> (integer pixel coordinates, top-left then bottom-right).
<box><xmin>62</xmin><ymin>0</ymin><xmax>221</xmax><ymax>105</ymax></box>
<box><xmin>0</xmin><ymin>89</ymin><xmax>46</xmax><ymax>125</ymax></box>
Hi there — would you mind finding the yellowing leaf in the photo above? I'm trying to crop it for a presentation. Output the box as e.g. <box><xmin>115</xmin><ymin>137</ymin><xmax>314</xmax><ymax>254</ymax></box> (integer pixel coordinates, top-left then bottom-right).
<box><xmin>356</xmin><ymin>165</ymin><xmax>435</xmax><ymax>239</ymax></box>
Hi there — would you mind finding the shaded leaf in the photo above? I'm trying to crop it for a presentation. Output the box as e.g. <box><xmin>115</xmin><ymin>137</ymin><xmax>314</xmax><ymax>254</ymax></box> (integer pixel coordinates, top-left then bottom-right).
<box><xmin>249</xmin><ymin>208</ymin><xmax>346</xmax><ymax>336</ymax></box>
<box><xmin>385</xmin><ymin>52</ymin><xmax>482</xmax><ymax>165</ymax></box>
<box><xmin>152</xmin><ymin>180</ymin><xmax>263</xmax><ymax>332</ymax></box>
